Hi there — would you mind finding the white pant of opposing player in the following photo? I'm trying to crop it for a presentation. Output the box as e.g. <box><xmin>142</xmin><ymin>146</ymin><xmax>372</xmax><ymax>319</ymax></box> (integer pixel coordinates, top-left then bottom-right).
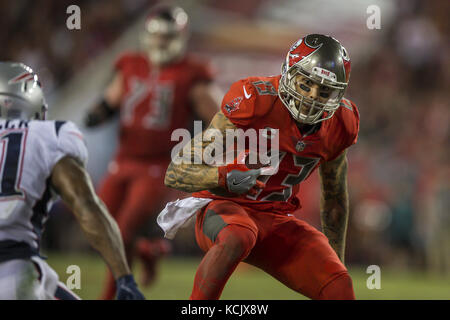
<box><xmin>0</xmin><ymin>257</ymin><xmax>80</xmax><ymax>300</ymax></box>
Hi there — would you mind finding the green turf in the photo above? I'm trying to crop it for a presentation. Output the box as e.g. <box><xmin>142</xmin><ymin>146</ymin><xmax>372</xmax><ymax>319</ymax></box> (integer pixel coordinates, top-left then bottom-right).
<box><xmin>46</xmin><ymin>252</ymin><xmax>450</xmax><ymax>300</ymax></box>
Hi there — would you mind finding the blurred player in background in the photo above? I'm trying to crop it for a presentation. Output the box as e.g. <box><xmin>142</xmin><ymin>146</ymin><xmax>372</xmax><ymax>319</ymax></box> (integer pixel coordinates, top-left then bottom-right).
<box><xmin>84</xmin><ymin>5</ymin><xmax>220</xmax><ymax>299</ymax></box>
<box><xmin>162</xmin><ymin>34</ymin><xmax>359</xmax><ymax>299</ymax></box>
<box><xmin>0</xmin><ymin>62</ymin><xmax>144</xmax><ymax>300</ymax></box>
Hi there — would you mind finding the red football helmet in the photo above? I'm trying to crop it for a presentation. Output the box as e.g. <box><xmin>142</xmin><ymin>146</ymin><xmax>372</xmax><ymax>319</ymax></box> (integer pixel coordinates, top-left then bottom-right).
<box><xmin>141</xmin><ymin>5</ymin><xmax>189</xmax><ymax>66</ymax></box>
<box><xmin>279</xmin><ymin>34</ymin><xmax>351</xmax><ymax>124</ymax></box>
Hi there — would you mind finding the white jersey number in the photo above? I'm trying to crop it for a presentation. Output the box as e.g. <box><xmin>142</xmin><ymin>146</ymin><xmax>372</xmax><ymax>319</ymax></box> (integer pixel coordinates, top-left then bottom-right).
<box><xmin>122</xmin><ymin>77</ymin><xmax>174</xmax><ymax>130</ymax></box>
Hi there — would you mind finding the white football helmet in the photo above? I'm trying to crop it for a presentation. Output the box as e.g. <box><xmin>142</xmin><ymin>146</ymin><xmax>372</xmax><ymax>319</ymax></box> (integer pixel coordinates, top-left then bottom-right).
<box><xmin>0</xmin><ymin>62</ymin><xmax>47</xmax><ymax>120</ymax></box>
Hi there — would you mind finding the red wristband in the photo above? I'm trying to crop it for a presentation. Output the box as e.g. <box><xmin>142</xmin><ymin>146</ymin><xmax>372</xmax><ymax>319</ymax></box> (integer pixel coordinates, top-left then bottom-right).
<box><xmin>218</xmin><ymin>166</ymin><xmax>227</xmax><ymax>189</ymax></box>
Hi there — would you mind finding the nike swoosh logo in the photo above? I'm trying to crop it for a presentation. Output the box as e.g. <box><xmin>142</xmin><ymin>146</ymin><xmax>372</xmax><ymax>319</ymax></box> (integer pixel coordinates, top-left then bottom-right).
<box><xmin>243</xmin><ymin>85</ymin><xmax>252</xmax><ymax>99</ymax></box>
<box><xmin>231</xmin><ymin>176</ymin><xmax>251</xmax><ymax>186</ymax></box>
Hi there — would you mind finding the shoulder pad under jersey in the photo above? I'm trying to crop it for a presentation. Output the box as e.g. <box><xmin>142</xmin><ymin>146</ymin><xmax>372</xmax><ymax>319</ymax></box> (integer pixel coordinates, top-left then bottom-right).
<box><xmin>221</xmin><ymin>76</ymin><xmax>280</xmax><ymax>127</ymax></box>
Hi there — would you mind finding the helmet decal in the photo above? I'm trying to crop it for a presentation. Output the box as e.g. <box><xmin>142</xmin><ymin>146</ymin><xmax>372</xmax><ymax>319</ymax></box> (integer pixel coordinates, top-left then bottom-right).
<box><xmin>341</xmin><ymin>45</ymin><xmax>351</xmax><ymax>82</ymax></box>
<box><xmin>341</xmin><ymin>46</ymin><xmax>350</xmax><ymax>61</ymax></box>
<box><xmin>8</xmin><ymin>72</ymin><xmax>35</xmax><ymax>85</ymax></box>
<box><xmin>286</xmin><ymin>40</ymin><xmax>321</xmax><ymax>72</ymax></box>
<box><xmin>289</xmin><ymin>38</ymin><xmax>302</xmax><ymax>51</ymax></box>
<box><xmin>304</xmin><ymin>35</ymin><xmax>322</xmax><ymax>48</ymax></box>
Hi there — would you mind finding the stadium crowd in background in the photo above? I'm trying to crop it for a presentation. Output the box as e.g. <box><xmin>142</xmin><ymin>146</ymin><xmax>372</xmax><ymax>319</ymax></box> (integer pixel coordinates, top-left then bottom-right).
<box><xmin>0</xmin><ymin>0</ymin><xmax>149</xmax><ymax>93</ymax></box>
<box><xmin>344</xmin><ymin>0</ymin><xmax>449</xmax><ymax>273</ymax></box>
<box><xmin>0</xmin><ymin>0</ymin><xmax>447</xmax><ymax>276</ymax></box>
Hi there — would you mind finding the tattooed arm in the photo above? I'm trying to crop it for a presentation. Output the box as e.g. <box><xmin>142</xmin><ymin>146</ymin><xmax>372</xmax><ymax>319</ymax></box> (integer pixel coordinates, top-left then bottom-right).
<box><xmin>319</xmin><ymin>150</ymin><xmax>350</xmax><ymax>263</ymax></box>
<box><xmin>164</xmin><ymin>110</ymin><xmax>236</xmax><ymax>192</ymax></box>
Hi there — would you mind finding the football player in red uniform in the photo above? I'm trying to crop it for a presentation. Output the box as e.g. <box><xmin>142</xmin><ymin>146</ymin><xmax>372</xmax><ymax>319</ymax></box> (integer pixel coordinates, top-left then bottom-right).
<box><xmin>84</xmin><ymin>5</ymin><xmax>220</xmax><ymax>299</ymax></box>
<box><xmin>164</xmin><ymin>34</ymin><xmax>359</xmax><ymax>299</ymax></box>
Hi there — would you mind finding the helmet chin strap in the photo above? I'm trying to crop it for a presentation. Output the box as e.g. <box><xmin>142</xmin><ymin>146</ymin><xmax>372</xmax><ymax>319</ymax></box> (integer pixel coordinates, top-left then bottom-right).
<box><xmin>41</xmin><ymin>104</ymin><xmax>48</xmax><ymax>120</ymax></box>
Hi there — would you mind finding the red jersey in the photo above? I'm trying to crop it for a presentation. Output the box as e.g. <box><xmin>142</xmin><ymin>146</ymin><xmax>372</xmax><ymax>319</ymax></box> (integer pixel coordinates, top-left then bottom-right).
<box><xmin>114</xmin><ymin>52</ymin><xmax>213</xmax><ymax>161</ymax></box>
<box><xmin>194</xmin><ymin>75</ymin><xmax>359</xmax><ymax>214</ymax></box>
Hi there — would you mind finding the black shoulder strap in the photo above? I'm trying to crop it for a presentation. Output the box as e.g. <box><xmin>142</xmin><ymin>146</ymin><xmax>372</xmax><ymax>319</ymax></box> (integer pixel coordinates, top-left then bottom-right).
<box><xmin>54</xmin><ymin>121</ymin><xmax>67</xmax><ymax>136</ymax></box>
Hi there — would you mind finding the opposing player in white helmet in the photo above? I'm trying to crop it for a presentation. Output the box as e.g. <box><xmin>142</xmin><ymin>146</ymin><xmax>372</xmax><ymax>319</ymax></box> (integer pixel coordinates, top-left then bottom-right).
<box><xmin>0</xmin><ymin>62</ymin><xmax>144</xmax><ymax>300</ymax></box>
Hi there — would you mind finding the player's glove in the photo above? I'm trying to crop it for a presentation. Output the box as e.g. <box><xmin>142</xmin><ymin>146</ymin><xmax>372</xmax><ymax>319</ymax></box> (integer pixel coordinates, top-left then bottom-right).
<box><xmin>84</xmin><ymin>99</ymin><xmax>117</xmax><ymax>128</ymax></box>
<box><xmin>218</xmin><ymin>164</ymin><xmax>265</xmax><ymax>196</ymax></box>
<box><xmin>115</xmin><ymin>274</ymin><xmax>145</xmax><ymax>300</ymax></box>
<box><xmin>84</xmin><ymin>112</ymin><xmax>102</xmax><ymax>127</ymax></box>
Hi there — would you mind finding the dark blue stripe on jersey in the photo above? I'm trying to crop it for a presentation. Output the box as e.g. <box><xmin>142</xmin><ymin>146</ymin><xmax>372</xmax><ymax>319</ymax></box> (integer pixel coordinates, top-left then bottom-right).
<box><xmin>31</xmin><ymin>178</ymin><xmax>52</xmax><ymax>252</ymax></box>
<box><xmin>0</xmin><ymin>119</ymin><xmax>28</xmax><ymax>129</ymax></box>
<box><xmin>18</xmin><ymin>120</ymin><xmax>28</xmax><ymax>128</ymax></box>
<box><xmin>0</xmin><ymin>240</ymin><xmax>38</xmax><ymax>263</ymax></box>
<box><xmin>55</xmin><ymin>121</ymin><xmax>66</xmax><ymax>136</ymax></box>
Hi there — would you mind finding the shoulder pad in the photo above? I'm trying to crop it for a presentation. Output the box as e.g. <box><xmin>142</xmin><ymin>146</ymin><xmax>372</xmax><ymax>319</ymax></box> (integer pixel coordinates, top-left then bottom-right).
<box><xmin>184</xmin><ymin>55</ymin><xmax>214</xmax><ymax>83</ymax></box>
<box><xmin>114</xmin><ymin>51</ymin><xmax>144</xmax><ymax>71</ymax></box>
<box><xmin>221</xmin><ymin>76</ymin><xmax>279</xmax><ymax>127</ymax></box>
<box><xmin>55</xmin><ymin>121</ymin><xmax>88</xmax><ymax>166</ymax></box>
<box><xmin>335</xmin><ymin>97</ymin><xmax>360</xmax><ymax>148</ymax></box>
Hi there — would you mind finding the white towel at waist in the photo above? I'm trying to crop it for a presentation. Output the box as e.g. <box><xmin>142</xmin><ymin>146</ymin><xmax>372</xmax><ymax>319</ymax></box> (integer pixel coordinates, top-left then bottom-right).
<box><xmin>157</xmin><ymin>197</ymin><xmax>213</xmax><ymax>240</ymax></box>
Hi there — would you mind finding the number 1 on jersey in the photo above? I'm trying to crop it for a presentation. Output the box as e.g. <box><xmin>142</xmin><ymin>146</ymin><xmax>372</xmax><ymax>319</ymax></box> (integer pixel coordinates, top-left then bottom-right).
<box><xmin>0</xmin><ymin>131</ymin><xmax>26</xmax><ymax>199</ymax></box>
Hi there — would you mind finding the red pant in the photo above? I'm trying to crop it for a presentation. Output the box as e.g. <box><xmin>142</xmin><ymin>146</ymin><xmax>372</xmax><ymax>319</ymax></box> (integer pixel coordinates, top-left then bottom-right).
<box><xmin>98</xmin><ymin>158</ymin><xmax>175</xmax><ymax>247</ymax></box>
<box><xmin>195</xmin><ymin>199</ymin><xmax>350</xmax><ymax>299</ymax></box>
<box><xmin>98</xmin><ymin>158</ymin><xmax>183</xmax><ymax>299</ymax></box>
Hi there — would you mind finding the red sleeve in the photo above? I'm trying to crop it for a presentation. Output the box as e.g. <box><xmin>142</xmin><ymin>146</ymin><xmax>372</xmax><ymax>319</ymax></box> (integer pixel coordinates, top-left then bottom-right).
<box><xmin>183</xmin><ymin>55</ymin><xmax>215</xmax><ymax>86</ymax></box>
<box><xmin>114</xmin><ymin>52</ymin><xmax>133</xmax><ymax>73</ymax></box>
<box><xmin>221</xmin><ymin>78</ymin><xmax>275</xmax><ymax>127</ymax></box>
<box><xmin>326</xmin><ymin>98</ymin><xmax>360</xmax><ymax>161</ymax></box>
<box><xmin>191</xmin><ymin>60</ymin><xmax>214</xmax><ymax>84</ymax></box>
<box><xmin>345</xmin><ymin>99</ymin><xmax>360</xmax><ymax>148</ymax></box>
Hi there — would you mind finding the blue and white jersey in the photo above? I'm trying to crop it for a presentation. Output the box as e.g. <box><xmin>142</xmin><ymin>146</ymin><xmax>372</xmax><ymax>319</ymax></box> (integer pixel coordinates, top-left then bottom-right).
<box><xmin>0</xmin><ymin>119</ymin><xmax>87</xmax><ymax>260</ymax></box>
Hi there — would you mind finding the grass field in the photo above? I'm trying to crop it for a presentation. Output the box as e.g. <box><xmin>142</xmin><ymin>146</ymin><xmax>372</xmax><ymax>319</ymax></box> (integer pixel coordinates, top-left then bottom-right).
<box><xmin>46</xmin><ymin>252</ymin><xmax>450</xmax><ymax>300</ymax></box>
